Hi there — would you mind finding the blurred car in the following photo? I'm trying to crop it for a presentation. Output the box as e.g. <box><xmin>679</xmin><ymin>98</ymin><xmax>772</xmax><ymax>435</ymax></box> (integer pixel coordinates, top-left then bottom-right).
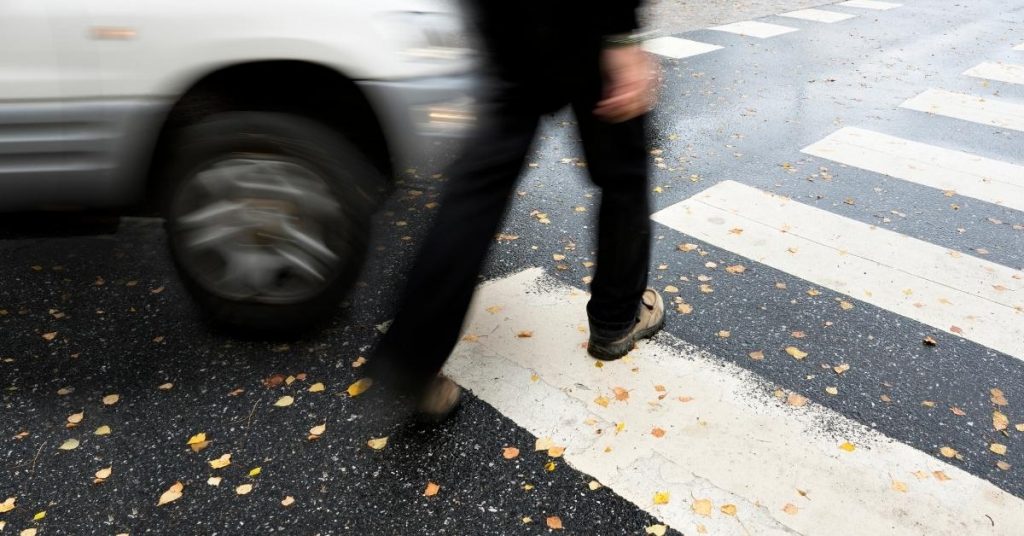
<box><xmin>0</xmin><ymin>0</ymin><xmax>477</xmax><ymax>331</ymax></box>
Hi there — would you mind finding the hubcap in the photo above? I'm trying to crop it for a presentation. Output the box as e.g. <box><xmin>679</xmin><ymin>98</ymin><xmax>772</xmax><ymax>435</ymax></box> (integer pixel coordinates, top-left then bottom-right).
<box><xmin>170</xmin><ymin>157</ymin><xmax>346</xmax><ymax>303</ymax></box>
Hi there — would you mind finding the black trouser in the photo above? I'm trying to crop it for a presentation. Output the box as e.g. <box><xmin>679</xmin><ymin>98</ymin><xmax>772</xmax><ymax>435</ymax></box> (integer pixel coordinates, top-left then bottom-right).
<box><xmin>373</xmin><ymin>84</ymin><xmax>651</xmax><ymax>392</ymax></box>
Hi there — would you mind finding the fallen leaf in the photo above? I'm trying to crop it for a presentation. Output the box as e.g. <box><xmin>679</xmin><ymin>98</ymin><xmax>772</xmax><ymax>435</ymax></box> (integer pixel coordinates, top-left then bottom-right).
<box><xmin>653</xmin><ymin>491</ymin><xmax>670</xmax><ymax>505</ymax></box>
<box><xmin>21</xmin><ymin>529</ymin><xmax>37</xmax><ymax>536</ymax></box>
<box><xmin>997</xmin><ymin>461</ymin><xmax>1012</xmax><ymax>471</ymax></box>
<box><xmin>991</xmin><ymin>388</ymin><xmax>1008</xmax><ymax>406</ymax></box>
<box><xmin>281</xmin><ymin>496</ymin><xmax>295</xmax><ymax>507</ymax></box>
<box><xmin>991</xmin><ymin>443</ymin><xmax>1008</xmax><ymax>455</ymax></box>
<box><xmin>839</xmin><ymin>300</ymin><xmax>854</xmax><ymax>310</ymax></box>
<box><xmin>839</xmin><ymin>441</ymin><xmax>856</xmax><ymax>452</ymax></box>
<box><xmin>678</xmin><ymin>243</ymin><xmax>698</xmax><ymax>252</ymax></box>
<box><xmin>826</xmin><ymin>386</ymin><xmax>839</xmax><ymax>395</ymax></box>
<box><xmin>209</xmin><ymin>453</ymin><xmax>231</xmax><ymax>469</ymax></box>
<box><xmin>207</xmin><ymin>476</ymin><xmax>222</xmax><ymax>486</ymax></box>
<box><xmin>721</xmin><ymin>504</ymin><xmax>738</xmax><ymax>516</ymax></box>
<box><xmin>717</xmin><ymin>330</ymin><xmax>731</xmax><ymax>338</ymax></box>
<box><xmin>158</xmin><ymin>482</ymin><xmax>184</xmax><ymax>506</ymax></box>
<box><xmin>923</xmin><ymin>336</ymin><xmax>938</xmax><ymax>346</ymax></box>
<box><xmin>594</xmin><ymin>395</ymin><xmax>610</xmax><ymax>407</ymax></box>
<box><xmin>749</xmin><ymin>350</ymin><xmax>765</xmax><ymax>361</ymax></box>
<box><xmin>786</xmin><ymin>392</ymin><xmax>808</xmax><ymax>407</ymax></box>
<box><xmin>880</xmin><ymin>394</ymin><xmax>892</xmax><ymax>403</ymax></box>
<box><xmin>725</xmin><ymin>265</ymin><xmax>746</xmax><ymax>274</ymax></box>
<box><xmin>42</xmin><ymin>332</ymin><xmax>57</xmax><ymax>341</ymax></box>
<box><xmin>994</xmin><ymin>410</ymin><xmax>1009</xmax><ymax>431</ymax></box>
<box><xmin>588</xmin><ymin>481</ymin><xmax>602</xmax><ymax>491</ymax></box>
<box><xmin>1017</xmin><ymin>424</ymin><xmax>1024</xmax><ymax>432</ymax></box>
<box><xmin>424</xmin><ymin>482</ymin><xmax>440</xmax><ymax>497</ymax></box>
<box><xmin>833</xmin><ymin>363</ymin><xmax>850</xmax><ymax>374</ymax></box>
<box><xmin>891</xmin><ymin>480</ymin><xmax>908</xmax><ymax>493</ymax></box>
<box><xmin>157</xmin><ymin>383</ymin><xmax>174</xmax><ymax>390</ymax></box>
<box><xmin>548</xmin><ymin>446</ymin><xmax>565</xmax><ymax>458</ymax></box>
<box><xmin>699</xmin><ymin>284</ymin><xmax>713</xmax><ymax>293</ymax></box>
<box><xmin>186</xmin><ymin>432</ymin><xmax>207</xmax><ymax>446</ymax></box>
<box><xmin>95</xmin><ymin>466</ymin><xmax>112</xmax><ymax>482</ymax></box>
<box><xmin>692</xmin><ymin>498</ymin><xmax>713</xmax><ymax>517</ymax></box>
<box><xmin>248</xmin><ymin>466</ymin><xmax>261</xmax><ymax>477</ymax></box>
<box><xmin>102</xmin><ymin>394</ymin><xmax>120</xmax><ymax>405</ymax></box>
<box><xmin>535</xmin><ymin>437</ymin><xmax>555</xmax><ymax>451</ymax></box>
<box><xmin>728</xmin><ymin>227</ymin><xmax>743</xmax><ymax>235</ymax></box>
<box><xmin>273</xmin><ymin>395</ymin><xmax>294</xmax><ymax>407</ymax></box>
<box><xmin>67</xmin><ymin>411</ymin><xmax>84</xmax><ymax>426</ymax></box>
<box><xmin>308</xmin><ymin>382</ymin><xmax>326</xmax><ymax>393</ymax></box>
<box><xmin>651</xmin><ymin>427</ymin><xmax>666</xmax><ymax>438</ymax></box>
<box><xmin>939</xmin><ymin>446</ymin><xmax>958</xmax><ymax>458</ymax></box>
<box><xmin>236</xmin><ymin>484</ymin><xmax>253</xmax><ymax>495</ymax></box>
<box><xmin>933</xmin><ymin>471</ymin><xmax>951</xmax><ymax>481</ymax></box>
<box><xmin>352</xmin><ymin>356</ymin><xmax>368</xmax><ymax>368</ymax></box>
<box><xmin>346</xmin><ymin>378</ymin><xmax>373</xmax><ymax>398</ymax></box>
<box><xmin>367</xmin><ymin>437</ymin><xmax>388</xmax><ymax>450</ymax></box>
<box><xmin>308</xmin><ymin>424</ymin><xmax>326</xmax><ymax>440</ymax></box>
<box><xmin>663</xmin><ymin>285</ymin><xmax>679</xmax><ymax>293</ymax></box>
<box><xmin>783</xmin><ymin>503</ymin><xmax>799</xmax><ymax>515</ymax></box>
<box><xmin>950</xmin><ymin>325</ymin><xmax>964</xmax><ymax>335</ymax></box>
<box><xmin>0</xmin><ymin>497</ymin><xmax>15</xmax><ymax>513</ymax></box>
<box><xmin>516</xmin><ymin>330</ymin><xmax>533</xmax><ymax>338</ymax></box>
<box><xmin>613</xmin><ymin>387</ymin><xmax>630</xmax><ymax>401</ymax></box>
<box><xmin>676</xmin><ymin>302</ymin><xmax>693</xmax><ymax>314</ymax></box>
<box><xmin>544</xmin><ymin>460</ymin><xmax>557</xmax><ymax>472</ymax></box>
<box><xmin>785</xmin><ymin>346</ymin><xmax>808</xmax><ymax>360</ymax></box>
<box><xmin>645</xmin><ymin>524</ymin><xmax>668</xmax><ymax>536</ymax></box>
<box><xmin>546</xmin><ymin>516</ymin><xmax>563</xmax><ymax>530</ymax></box>
<box><xmin>502</xmin><ymin>447</ymin><xmax>520</xmax><ymax>459</ymax></box>
<box><xmin>950</xmin><ymin>407</ymin><xmax>966</xmax><ymax>416</ymax></box>
<box><xmin>59</xmin><ymin>438</ymin><xmax>80</xmax><ymax>450</ymax></box>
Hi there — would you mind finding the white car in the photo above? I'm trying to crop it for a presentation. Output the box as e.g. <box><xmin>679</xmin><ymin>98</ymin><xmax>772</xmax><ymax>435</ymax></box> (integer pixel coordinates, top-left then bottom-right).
<box><xmin>0</xmin><ymin>0</ymin><xmax>476</xmax><ymax>331</ymax></box>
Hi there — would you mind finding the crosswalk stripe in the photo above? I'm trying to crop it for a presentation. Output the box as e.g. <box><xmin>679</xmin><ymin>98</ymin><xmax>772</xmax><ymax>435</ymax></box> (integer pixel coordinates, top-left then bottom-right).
<box><xmin>779</xmin><ymin>8</ymin><xmax>856</xmax><ymax>23</ymax></box>
<box><xmin>651</xmin><ymin>180</ymin><xmax>1024</xmax><ymax>360</ymax></box>
<box><xmin>901</xmin><ymin>89</ymin><xmax>1024</xmax><ymax>132</ymax></box>
<box><xmin>801</xmin><ymin>127</ymin><xmax>1024</xmax><ymax>211</ymax></box>
<box><xmin>964</xmin><ymin>61</ymin><xmax>1024</xmax><ymax>85</ymax></box>
<box><xmin>643</xmin><ymin>36</ymin><xmax>723</xmax><ymax>59</ymax></box>
<box><xmin>709</xmin><ymin>20</ymin><xmax>798</xmax><ymax>39</ymax></box>
<box><xmin>445</xmin><ymin>268</ymin><xmax>1024</xmax><ymax>536</ymax></box>
<box><xmin>838</xmin><ymin>0</ymin><xmax>902</xmax><ymax>9</ymax></box>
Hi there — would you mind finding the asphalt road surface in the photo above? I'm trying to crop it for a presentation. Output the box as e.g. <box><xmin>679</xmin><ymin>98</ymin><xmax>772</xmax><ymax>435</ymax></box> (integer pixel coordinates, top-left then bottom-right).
<box><xmin>3</xmin><ymin>0</ymin><xmax>1024</xmax><ymax>534</ymax></box>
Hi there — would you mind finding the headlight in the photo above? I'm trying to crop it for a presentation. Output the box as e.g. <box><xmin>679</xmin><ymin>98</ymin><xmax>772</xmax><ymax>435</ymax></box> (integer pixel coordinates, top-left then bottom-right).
<box><xmin>377</xmin><ymin>11</ymin><xmax>474</xmax><ymax>61</ymax></box>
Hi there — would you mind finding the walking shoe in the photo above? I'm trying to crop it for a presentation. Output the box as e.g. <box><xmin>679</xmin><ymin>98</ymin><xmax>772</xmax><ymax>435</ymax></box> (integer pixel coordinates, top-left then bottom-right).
<box><xmin>587</xmin><ymin>288</ymin><xmax>665</xmax><ymax>361</ymax></box>
<box><xmin>415</xmin><ymin>374</ymin><xmax>463</xmax><ymax>423</ymax></box>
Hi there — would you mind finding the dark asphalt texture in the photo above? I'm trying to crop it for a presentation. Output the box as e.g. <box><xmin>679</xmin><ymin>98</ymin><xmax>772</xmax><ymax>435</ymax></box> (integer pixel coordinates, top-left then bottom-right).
<box><xmin>3</xmin><ymin>0</ymin><xmax>1024</xmax><ymax>534</ymax></box>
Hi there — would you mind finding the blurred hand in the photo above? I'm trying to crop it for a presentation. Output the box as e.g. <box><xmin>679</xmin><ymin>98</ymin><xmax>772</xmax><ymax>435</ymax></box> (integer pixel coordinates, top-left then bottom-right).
<box><xmin>594</xmin><ymin>45</ymin><xmax>659</xmax><ymax>123</ymax></box>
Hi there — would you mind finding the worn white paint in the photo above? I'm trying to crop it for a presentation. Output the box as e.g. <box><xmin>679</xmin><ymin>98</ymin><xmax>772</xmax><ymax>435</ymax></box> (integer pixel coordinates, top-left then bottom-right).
<box><xmin>901</xmin><ymin>89</ymin><xmax>1024</xmax><ymax>132</ymax></box>
<box><xmin>1015</xmin><ymin>43</ymin><xmax>1024</xmax><ymax>51</ymax></box>
<box><xmin>643</xmin><ymin>36</ymin><xmax>723</xmax><ymax>59</ymax></box>
<box><xmin>709</xmin><ymin>20</ymin><xmax>799</xmax><ymax>39</ymax></box>
<box><xmin>802</xmin><ymin>127</ymin><xmax>1024</xmax><ymax>211</ymax></box>
<box><xmin>964</xmin><ymin>61</ymin><xmax>1024</xmax><ymax>85</ymax></box>
<box><xmin>838</xmin><ymin>0</ymin><xmax>902</xmax><ymax>10</ymax></box>
<box><xmin>445</xmin><ymin>268</ymin><xmax>1024</xmax><ymax>536</ymax></box>
<box><xmin>651</xmin><ymin>181</ymin><xmax>1024</xmax><ymax>360</ymax></box>
<box><xmin>779</xmin><ymin>9</ymin><xmax>856</xmax><ymax>23</ymax></box>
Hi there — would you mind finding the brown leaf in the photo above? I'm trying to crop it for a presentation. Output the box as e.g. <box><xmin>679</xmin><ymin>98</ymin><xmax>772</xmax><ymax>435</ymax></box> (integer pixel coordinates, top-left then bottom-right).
<box><xmin>262</xmin><ymin>373</ymin><xmax>286</xmax><ymax>388</ymax></box>
<box><xmin>613</xmin><ymin>387</ymin><xmax>630</xmax><ymax>401</ymax></box>
<box><xmin>651</xmin><ymin>427</ymin><xmax>666</xmax><ymax>438</ymax></box>
<box><xmin>923</xmin><ymin>336</ymin><xmax>938</xmax><ymax>347</ymax></box>
<box><xmin>991</xmin><ymin>388</ymin><xmax>1008</xmax><ymax>406</ymax></box>
<box><xmin>546</xmin><ymin>516</ymin><xmax>563</xmax><ymax>530</ymax></box>
<box><xmin>423</xmin><ymin>482</ymin><xmax>440</xmax><ymax>497</ymax></box>
<box><xmin>994</xmin><ymin>410</ymin><xmax>1009</xmax><ymax>431</ymax></box>
<box><xmin>502</xmin><ymin>447</ymin><xmax>520</xmax><ymax>459</ymax></box>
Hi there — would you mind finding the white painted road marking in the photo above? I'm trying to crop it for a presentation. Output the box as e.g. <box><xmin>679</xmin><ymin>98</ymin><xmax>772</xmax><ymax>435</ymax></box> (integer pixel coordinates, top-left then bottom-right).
<box><xmin>643</xmin><ymin>36</ymin><xmax>723</xmax><ymax>59</ymax></box>
<box><xmin>964</xmin><ymin>61</ymin><xmax>1024</xmax><ymax>85</ymax></box>
<box><xmin>779</xmin><ymin>8</ymin><xmax>856</xmax><ymax>23</ymax></box>
<box><xmin>802</xmin><ymin>127</ymin><xmax>1024</xmax><ymax>211</ymax></box>
<box><xmin>838</xmin><ymin>0</ymin><xmax>902</xmax><ymax>9</ymax></box>
<box><xmin>445</xmin><ymin>268</ymin><xmax>1024</xmax><ymax>536</ymax></box>
<box><xmin>709</xmin><ymin>20</ymin><xmax>798</xmax><ymax>39</ymax></box>
<box><xmin>651</xmin><ymin>180</ymin><xmax>1024</xmax><ymax>360</ymax></box>
<box><xmin>901</xmin><ymin>89</ymin><xmax>1024</xmax><ymax>132</ymax></box>
<box><xmin>1016</xmin><ymin>43</ymin><xmax>1024</xmax><ymax>51</ymax></box>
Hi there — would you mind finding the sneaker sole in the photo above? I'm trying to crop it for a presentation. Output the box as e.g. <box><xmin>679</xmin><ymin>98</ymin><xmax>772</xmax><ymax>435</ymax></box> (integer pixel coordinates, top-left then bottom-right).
<box><xmin>587</xmin><ymin>315</ymin><xmax>666</xmax><ymax>361</ymax></box>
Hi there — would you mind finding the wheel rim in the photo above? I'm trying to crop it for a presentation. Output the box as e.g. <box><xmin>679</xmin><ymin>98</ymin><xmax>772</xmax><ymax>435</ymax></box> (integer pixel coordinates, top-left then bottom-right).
<box><xmin>170</xmin><ymin>156</ymin><xmax>347</xmax><ymax>303</ymax></box>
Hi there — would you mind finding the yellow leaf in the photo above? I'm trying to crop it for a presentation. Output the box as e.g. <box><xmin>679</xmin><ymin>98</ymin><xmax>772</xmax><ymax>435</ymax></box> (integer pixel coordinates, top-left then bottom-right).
<box><xmin>367</xmin><ymin>437</ymin><xmax>388</xmax><ymax>450</ymax></box>
<box><xmin>21</xmin><ymin>529</ymin><xmax>37</xmax><ymax>536</ymax></box>
<box><xmin>207</xmin><ymin>476</ymin><xmax>222</xmax><ymax>486</ymax></box>
<box><xmin>308</xmin><ymin>382</ymin><xmax>326</xmax><ymax>393</ymax></box>
<box><xmin>891</xmin><ymin>480</ymin><xmax>908</xmax><ymax>493</ymax></box>
<box><xmin>653</xmin><ymin>491</ymin><xmax>670</xmax><ymax>505</ymax></box>
<box><xmin>645</xmin><ymin>524</ymin><xmax>668</xmax><ymax>536</ymax></box>
<box><xmin>534</xmin><ymin>437</ymin><xmax>555</xmax><ymax>451</ymax></box>
<box><xmin>839</xmin><ymin>300</ymin><xmax>854</xmax><ymax>310</ymax></box>
<box><xmin>522</xmin><ymin>484</ymin><xmax>534</xmax><ymax>491</ymax></box>
<box><xmin>588</xmin><ymin>481</ymin><xmax>602</xmax><ymax>491</ymax></box>
<box><xmin>692</xmin><ymin>498</ymin><xmax>713</xmax><ymax>516</ymax></box>
<box><xmin>95</xmin><ymin>467</ymin><xmax>112</xmax><ymax>480</ymax></box>
<box><xmin>0</xmin><ymin>497</ymin><xmax>15</xmax><ymax>513</ymax></box>
<box><xmin>833</xmin><ymin>363</ymin><xmax>850</xmax><ymax>374</ymax></box>
<box><xmin>721</xmin><ymin>504</ymin><xmax>738</xmax><ymax>516</ymax></box>
<box><xmin>102</xmin><ymin>394</ymin><xmax>120</xmax><ymax>405</ymax></box>
<box><xmin>825</xmin><ymin>386</ymin><xmax>838</xmax><ymax>395</ymax></box>
<box><xmin>157</xmin><ymin>482</ymin><xmax>184</xmax><ymax>506</ymax></box>
<box><xmin>546</xmin><ymin>516</ymin><xmax>563</xmax><ymax>530</ymax></box>
<box><xmin>615</xmin><ymin>422</ymin><xmax>626</xmax><ymax>434</ymax></box>
<box><xmin>309</xmin><ymin>424</ymin><xmax>326</xmax><ymax>438</ymax></box>
<box><xmin>94</xmin><ymin>425</ymin><xmax>112</xmax><ymax>436</ymax></box>
<box><xmin>248</xmin><ymin>467</ymin><xmax>262</xmax><ymax>477</ymax></box>
<box><xmin>749</xmin><ymin>350</ymin><xmax>764</xmax><ymax>361</ymax></box>
<box><xmin>717</xmin><ymin>330</ymin><xmax>731</xmax><ymax>338</ymax></box>
<box><xmin>522</xmin><ymin>516</ymin><xmax>533</xmax><ymax>524</ymax></box>
<box><xmin>993</xmin><ymin>410</ymin><xmax>1009</xmax><ymax>431</ymax></box>
<box><xmin>544</xmin><ymin>461</ymin><xmax>557</xmax><ymax>472</ymax></box>
<box><xmin>281</xmin><ymin>496</ymin><xmax>295</xmax><ymax>507</ymax></box>
<box><xmin>236</xmin><ymin>484</ymin><xmax>253</xmax><ymax>495</ymax></box>
<box><xmin>58</xmin><ymin>438</ymin><xmax>79</xmax><ymax>450</ymax></box>
<box><xmin>186</xmin><ymin>432</ymin><xmax>207</xmax><ymax>446</ymax></box>
<box><xmin>933</xmin><ymin>471</ymin><xmax>951</xmax><ymax>481</ymax></box>
<box><xmin>1016</xmin><ymin>423</ymin><xmax>1024</xmax><ymax>432</ymax></box>
<box><xmin>548</xmin><ymin>446</ymin><xmax>565</xmax><ymax>458</ymax></box>
<box><xmin>699</xmin><ymin>284</ymin><xmax>713</xmax><ymax>294</ymax></box>
<box><xmin>839</xmin><ymin>441</ymin><xmax>856</xmax><ymax>452</ymax></box>
<box><xmin>502</xmin><ymin>447</ymin><xmax>520</xmax><ymax>459</ymax></box>
<box><xmin>67</xmin><ymin>411</ymin><xmax>84</xmax><ymax>425</ymax></box>
<box><xmin>32</xmin><ymin>511</ymin><xmax>45</xmax><ymax>521</ymax></box>
<box><xmin>785</xmin><ymin>346</ymin><xmax>808</xmax><ymax>360</ymax></box>
<box><xmin>786</xmin><ymin>393</ymin><xmax>808</xmax><ymax>407</ymax></box>
<box><xmin>990</xmin><ymin>388</ymin><xmax>1008</xmax><ymax>406</ymax></box>
<box><xmin>209</xmin><ymin>453</ymin><xmax>232</xmax><ymax>469</ymax></box>
<box><xmin>783</xmin><ymin>503</ymin><xmax>799</xmax><ymax>515</ymax></box>
<box><xmin>273</xmin><ymin>395</ymin><xmax>294</xmax><ymax>407</ymax></box>
<box><xmin>594</xmin><ymin>395</ymin><xmax>610</xmax><ymax>407</ymax></box>
<box><xmin>806</xmin><ymin>289</ymin><xmax>821</xmax><ymax>297</ymax></box>
<box><xmin>423</xmin><ymin>482</ymin><xmax>440</xmax><ymax>497</ymax></box>
<box><xmin>939</xmin><ymin>446</ymin><xmax>958</xmax><ymax>458</ymax></box>
<box><xmin>990</xmin><ymin>443</ymin><xmax>1007</xmax><ymax>455</ymax></box>
<box><xmin>663</xmin><ymin>285</ymin><xmax>679</xmax><ymax>293</ymax></box>
<box><xmin>346</xmin><ymin>378</ymin><xmax>373</xmax><ymax>398</ymax></box>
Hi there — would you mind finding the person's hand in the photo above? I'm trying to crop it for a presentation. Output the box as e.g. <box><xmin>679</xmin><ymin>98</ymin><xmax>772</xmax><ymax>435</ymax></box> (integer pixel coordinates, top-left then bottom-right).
<box><xmin>594</xmin><ymin>44</ymin><xmax>660</xmax><ymax>123</ymax></box>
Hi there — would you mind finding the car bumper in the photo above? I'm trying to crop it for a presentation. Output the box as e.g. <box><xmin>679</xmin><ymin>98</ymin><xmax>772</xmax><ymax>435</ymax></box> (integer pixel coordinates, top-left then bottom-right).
<box><xmin>357</xmin><ymin>74</ymin><xmax>479</xmax><ymax>166</ymax></box>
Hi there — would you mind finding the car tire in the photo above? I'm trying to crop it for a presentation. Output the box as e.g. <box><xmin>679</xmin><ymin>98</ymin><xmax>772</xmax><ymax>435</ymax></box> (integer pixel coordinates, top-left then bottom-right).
<box><xmin>162</xmin><ymin>112</ymin><xmax>380</xmax><ymax>334</ymax></box>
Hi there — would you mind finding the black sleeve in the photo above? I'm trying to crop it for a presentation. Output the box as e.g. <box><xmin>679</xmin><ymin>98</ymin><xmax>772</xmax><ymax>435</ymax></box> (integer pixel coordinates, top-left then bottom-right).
<box><xmin>599</xmin><ymin>0</ymin><xmax>642</xmax><ymax>36</ymax></box>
